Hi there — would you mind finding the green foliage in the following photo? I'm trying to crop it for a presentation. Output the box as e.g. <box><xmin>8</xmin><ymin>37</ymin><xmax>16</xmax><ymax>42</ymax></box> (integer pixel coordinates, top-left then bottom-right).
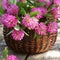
<box><xmin>45</xmin><ymin>13</ymin><xmax>54</xmax><ymax>19</ymax></box>
<box><xmin>30</xmin><ymin>6</ymin><xmax>35</xmax><ymax>9</ymax></box>
<box><xmin>14</xmin><ymin>25</ymin><xmax>20</xmax><ymax>30</ymax></box>
<box><xmin>0</xmin><ymin>6</ymin><xmax>4</xmax><ymax>16</ymax></box>
<box><xmin>17</xmin><ymin>2</ymin><xmax>27</xmax><ymax>8</ymax></box>
<box><xmin>34</xmin><ymin>2</ymin><xmax>46</xmax><ymax>7</ymax></box>
<box><xmin>45</xmin><ymin>13</ymin><xmax>54</xmax><ymax>22</ymax></box>
<box><xmin>58</xmin><ymin>18</ymin><xmax>60</xmax><ymax>23</ymax></box>
<box><xmin>34</xmin><ymin>32</ymin><xmax>40</xmax><ymax>40</ymax></box>
<box><xmin>17</xmin><ymin>2</ymin><xmax>28</xmax><ymax>15</ymax></box>
<box><xmin>27</xmin><ymin>0</ymin><xmax>34</xmax><ymax>5</ymax></box>
<box><xmin>30</xmin><ymin>11</ymin><xmax>38</xmax><ymax>17</ymax></box>
<box><xmin>20</xmin><ymin>7</ymin><xmax>26</xmax><ymax>15</ymax></box>
<box><xmin>17</xmin><ymin>0</ymin><xmax>46</xmax><ymax>15</ymax></box>
<box><xmin>9</xmin><ymin>0</ymin><xmax>17</xmax><ymax>4</ymax></box>
<box><xmin>3</xmin><ymin>47</ymin><xmax>8</xmax><ymax>60</ymax></box>
<box><xmin>47</xmin><ymin>4</ymin><xmax>58</xmax><ymax>13</ymax></box>
<box><xmin>17</xmin><ymin>2</ymin><xmax>32</xmax><ymax>14</ymax></box>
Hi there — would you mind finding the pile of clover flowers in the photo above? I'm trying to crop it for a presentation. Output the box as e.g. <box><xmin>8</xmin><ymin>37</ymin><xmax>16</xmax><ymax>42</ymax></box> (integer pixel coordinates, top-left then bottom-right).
<box><xmin>1</xmin><ymin>0</ymin><xmax>60</xmax><ymax>41</ymax></box>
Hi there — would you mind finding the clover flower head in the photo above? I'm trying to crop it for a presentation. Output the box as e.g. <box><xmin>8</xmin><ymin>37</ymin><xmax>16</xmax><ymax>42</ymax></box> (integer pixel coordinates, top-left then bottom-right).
<box><xmin>2</xmin><ymin>14</ymin><xmax>18</xmax><ymax>28</ymax></box>
<box><xmin>22</xmin><ymin>14</ymin><xmax>38</xmax><ymax>29</ymax></box>
<box><xmin>48</xmin><ymin>22</ymin><xmax>58</xmax><ymax>34</ymax></box>
<box><xmin>54</xmin><ymin>0</ymin><xmax>60</xmax><ymax>6</ymax></box>
<box><xmin>6</xmin><ymin>55</ymin><xmax>19</xmax><ymax>60</ymax></box>
<box><xmin>7</xmin><ymin>4</ymin><xmax>19</xmax><ymax>15</ymax></box>
<box><xmin>31</xmin><ymin>7</ymin><xmax>47</xmax><ymax>19</ymax></box>
<box><xmin>12</xmin><ymin>29</ymin><xmax>24</xmax><ymax>40</ymax></box>
<box><xmin>2</xmin><ymin>0</ymin><xmax>10</xmax><ymax>10</ymax></box>
<box><xmin>35</xmin><ymin>22</ymin><xmax>47</xmax><ymax>35</ymax></box>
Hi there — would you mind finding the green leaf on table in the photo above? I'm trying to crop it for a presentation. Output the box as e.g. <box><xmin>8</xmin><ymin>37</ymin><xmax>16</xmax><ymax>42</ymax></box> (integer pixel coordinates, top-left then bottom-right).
<box><xmin>9</xmin><ymin>0</ymin><xmax>17</xmax><ymax>4</ymax></box>
<box><xmin>30</xmin><ymin>11</ymin><xmax>38</xmax><ymax>17</ymax></box>
<box><xmin>3</xmin><ymin>47</ymin><xmax>8</xmax><ymax>60</ymax></box>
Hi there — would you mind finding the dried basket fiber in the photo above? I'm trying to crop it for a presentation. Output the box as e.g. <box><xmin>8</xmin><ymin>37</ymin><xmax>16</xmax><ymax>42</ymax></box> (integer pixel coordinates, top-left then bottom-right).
<box><xmin>3</xmin><ymin>26</ymin><xmax>57</xmax><ymax>54</ymax></box>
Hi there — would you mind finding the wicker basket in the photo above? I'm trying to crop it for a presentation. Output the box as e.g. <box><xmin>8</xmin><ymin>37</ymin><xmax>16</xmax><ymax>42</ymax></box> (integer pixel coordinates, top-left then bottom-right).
<box><xmin>3</xmin><ymin>26</ymin><xmax>57</xmax><ymax>54</ymax></box>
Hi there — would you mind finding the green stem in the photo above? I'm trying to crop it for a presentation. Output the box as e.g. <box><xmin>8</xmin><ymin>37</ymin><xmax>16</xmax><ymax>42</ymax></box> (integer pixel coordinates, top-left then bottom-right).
<box><xmin>23</xmin><ymin>30</ymin><xmax>29</xmax><ymax>36</ymax></box>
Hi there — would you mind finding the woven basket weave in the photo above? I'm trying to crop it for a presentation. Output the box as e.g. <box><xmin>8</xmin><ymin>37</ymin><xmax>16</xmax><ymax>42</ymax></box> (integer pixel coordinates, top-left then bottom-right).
<box><xmin>3</xmin><ymin>26</ymin><xmax>57</xmax><ymax>54</ymax></box>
